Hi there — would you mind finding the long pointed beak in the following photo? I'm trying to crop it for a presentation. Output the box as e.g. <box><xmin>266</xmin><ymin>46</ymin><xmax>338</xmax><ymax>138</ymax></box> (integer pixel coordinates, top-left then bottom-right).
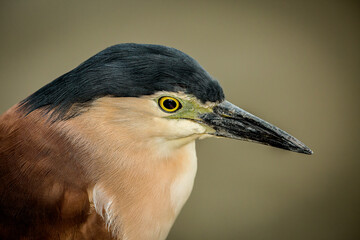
<box><xmin>200</xmin><ymin>101</ymin><xmax>313</xmax><ymax>154</ymax></box>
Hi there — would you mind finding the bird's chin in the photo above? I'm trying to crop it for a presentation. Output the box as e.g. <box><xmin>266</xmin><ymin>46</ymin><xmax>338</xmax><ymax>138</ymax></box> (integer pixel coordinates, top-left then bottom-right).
<box><xmin>154</xmin><ymin>118</ymin><xmax>210</xmax><ymax>149</ymax></box>
<box><xmin>198</xmin><ymin>133</ymin><xmax>215</xmax><ymax>140</ymax></box>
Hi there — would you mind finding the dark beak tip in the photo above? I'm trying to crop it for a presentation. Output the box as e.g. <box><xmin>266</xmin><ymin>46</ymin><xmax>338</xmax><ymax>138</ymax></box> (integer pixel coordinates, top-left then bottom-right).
<box><xmin>291</xmin><ymin>139</ymin><xmax>313</xmax><ymax>155</ymax></box>
<box><xmin>291</xmin><ymin>143</ymin><xmax>313</xmax><ymax>155</ymax></box>
<box><xmin>302</xmin><ymin>147</ymin><xmax>314</xmax><ymax>155</ymax></box>
<box><xmin>289</xmin><ymin>140</ymin><xmax>313</xmax><ymax>155</ymax></box>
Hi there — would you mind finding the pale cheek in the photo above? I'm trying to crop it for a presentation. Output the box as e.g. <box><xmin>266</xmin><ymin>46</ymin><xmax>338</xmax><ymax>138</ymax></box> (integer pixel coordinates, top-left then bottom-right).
<box><xmin>169</xmin><ymin>120</ymin><xmax>206</xmax><ymax>138</ymax></box>
<box><xmin>150</xmin><ymin>118</ymin><xmax>206</xmax><ymax>139</ymax></box>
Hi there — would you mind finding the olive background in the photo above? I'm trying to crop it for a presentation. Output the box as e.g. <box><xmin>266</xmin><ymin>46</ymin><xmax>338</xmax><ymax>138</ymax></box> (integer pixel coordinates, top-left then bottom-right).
<box><xmin>0</xmin><ymin>1</ymin><xmax>359</xmax><ymax>239</ymax></box>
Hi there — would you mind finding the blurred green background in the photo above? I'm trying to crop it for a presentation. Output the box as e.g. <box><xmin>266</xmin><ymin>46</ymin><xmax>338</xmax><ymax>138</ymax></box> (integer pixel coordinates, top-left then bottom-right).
<box><xmin>0</xmin><ymin>1</ymin><xmax>359</xmax><ymax>239</ymax></box>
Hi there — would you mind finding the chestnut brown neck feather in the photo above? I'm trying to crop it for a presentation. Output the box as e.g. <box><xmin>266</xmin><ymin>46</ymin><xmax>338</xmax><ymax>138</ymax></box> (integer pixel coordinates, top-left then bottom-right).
<box><xmin>0</xmin><ymin>105</ymin><xmax>114</xmax><ymax>239</ymax></box>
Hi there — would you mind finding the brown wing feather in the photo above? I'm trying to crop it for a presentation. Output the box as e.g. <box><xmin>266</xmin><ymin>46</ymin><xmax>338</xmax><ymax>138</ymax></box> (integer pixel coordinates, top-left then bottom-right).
<box><xmin>0</xmin><ymin>106</ymin><xmax>114</xmax><ymax>239</ymax></box>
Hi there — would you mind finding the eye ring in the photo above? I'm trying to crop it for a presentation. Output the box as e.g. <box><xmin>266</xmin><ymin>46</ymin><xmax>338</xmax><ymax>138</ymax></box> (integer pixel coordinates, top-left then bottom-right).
<box><xmin>158</xmin><ymin>96</ymin><xmax>182</xmax><ymax>113</ymax></box>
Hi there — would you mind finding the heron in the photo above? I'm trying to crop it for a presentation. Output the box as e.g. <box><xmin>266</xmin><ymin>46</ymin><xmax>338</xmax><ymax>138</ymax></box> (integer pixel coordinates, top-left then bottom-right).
<box><xmin>0</xmin><ymin>43</ymin><xmax>312</xmax><ymax>240</ymax></box>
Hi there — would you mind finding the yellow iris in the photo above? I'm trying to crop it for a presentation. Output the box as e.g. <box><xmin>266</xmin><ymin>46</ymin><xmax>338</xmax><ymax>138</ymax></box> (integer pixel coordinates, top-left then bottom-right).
<box><xmin>158</xmin><ymin>96</ymin><xmax>181</xmax><ymax>113</ymax></box>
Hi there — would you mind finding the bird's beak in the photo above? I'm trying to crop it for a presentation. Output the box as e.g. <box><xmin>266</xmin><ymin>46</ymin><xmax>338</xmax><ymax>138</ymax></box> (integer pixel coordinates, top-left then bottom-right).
<box><xmin>199</xmin><ymin>101</ymin><xmax>313</xmax><ymax>154</ymax></box>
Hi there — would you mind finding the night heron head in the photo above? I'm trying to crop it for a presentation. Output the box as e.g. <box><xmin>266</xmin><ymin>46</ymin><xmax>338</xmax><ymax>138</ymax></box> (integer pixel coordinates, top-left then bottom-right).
<box><xmin>20</xmin><ymin>43</ymin><xmax>312</xmax><ymax>155</ymax></box>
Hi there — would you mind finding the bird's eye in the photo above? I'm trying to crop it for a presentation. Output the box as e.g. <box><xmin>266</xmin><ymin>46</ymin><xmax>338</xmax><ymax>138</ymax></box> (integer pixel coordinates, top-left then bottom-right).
<box><xmin>158</xmin><ymin>96</ymin><xmax>182</xmax><ymax>113</ymax></box>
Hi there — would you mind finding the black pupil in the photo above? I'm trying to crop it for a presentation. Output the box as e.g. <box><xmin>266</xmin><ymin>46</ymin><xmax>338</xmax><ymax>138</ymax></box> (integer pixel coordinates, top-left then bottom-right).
<box><xmin>163</xmin><ymin>99</ymin><xmax>177</xmax><ymax>110</ymax></box>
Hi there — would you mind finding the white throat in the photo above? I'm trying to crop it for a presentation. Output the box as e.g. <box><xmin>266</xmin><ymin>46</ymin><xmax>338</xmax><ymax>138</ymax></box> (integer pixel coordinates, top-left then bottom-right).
<box><xmin>90</xmin><ymin>141</ymin><xmax>198</xmax><ymax>240</ymax></box>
